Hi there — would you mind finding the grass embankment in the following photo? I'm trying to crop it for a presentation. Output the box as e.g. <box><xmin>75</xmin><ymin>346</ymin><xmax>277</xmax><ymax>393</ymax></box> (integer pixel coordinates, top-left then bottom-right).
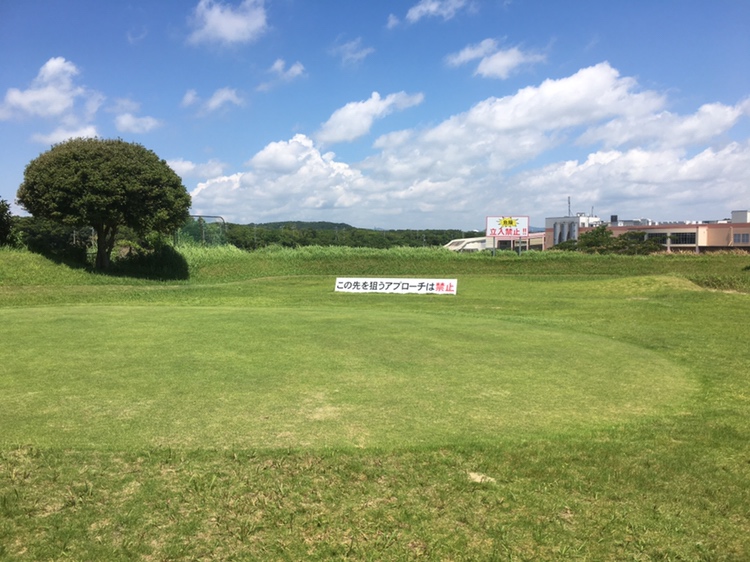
<box><xmin>1</xmin><ymin>246</ymin><xmax>749</xmax><ymax>560</ymax></box>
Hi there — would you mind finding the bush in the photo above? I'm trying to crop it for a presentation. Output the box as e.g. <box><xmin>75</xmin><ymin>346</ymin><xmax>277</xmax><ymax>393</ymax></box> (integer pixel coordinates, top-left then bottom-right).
<box><xmin>109</xmin><ymin>236</ymin><xmax>189</xmax><ymax>280</ymax></box>
<box><xmin>555</xmin><ymin>225</ymin><xmax>663</xmax><ymax>255</ymax></box>
<box><xmin>11</xmin><ymin>216</ymin><xmax>91</xmax><ymax>264</ymax></box>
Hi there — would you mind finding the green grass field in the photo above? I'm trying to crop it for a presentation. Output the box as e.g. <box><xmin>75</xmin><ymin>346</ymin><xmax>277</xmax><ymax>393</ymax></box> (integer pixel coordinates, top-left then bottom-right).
<box><xmin>1</xmin><ymin>246</ymin><xmax>749</xmax><ymax>560</ymax></box>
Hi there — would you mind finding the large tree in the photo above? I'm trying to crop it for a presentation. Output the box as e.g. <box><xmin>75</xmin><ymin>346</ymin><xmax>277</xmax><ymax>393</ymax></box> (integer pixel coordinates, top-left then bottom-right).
<box><xmin>17</xmin><ymin>138</ymin><xmax>191</xmax><ymax>269</ymax></box>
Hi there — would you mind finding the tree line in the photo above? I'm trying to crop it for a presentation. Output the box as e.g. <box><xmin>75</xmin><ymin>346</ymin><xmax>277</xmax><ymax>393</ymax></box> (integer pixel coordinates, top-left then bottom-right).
<box><xmin>554</xmin><ymin>224</ymin><xmax>663</xmax><ymax>255</ymax></box>
<box><xmin>220</xmin><ymin>221</ymin><xmax>479</xmax><ymax>250</ymax></box>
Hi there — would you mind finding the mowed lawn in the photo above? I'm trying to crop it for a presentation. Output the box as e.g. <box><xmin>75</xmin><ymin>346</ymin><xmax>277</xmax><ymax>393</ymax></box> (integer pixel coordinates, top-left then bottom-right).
<box><xmin>1</xmin><ymin>247</ymin><xmax>749</xmax><ymax>560</ymax></box>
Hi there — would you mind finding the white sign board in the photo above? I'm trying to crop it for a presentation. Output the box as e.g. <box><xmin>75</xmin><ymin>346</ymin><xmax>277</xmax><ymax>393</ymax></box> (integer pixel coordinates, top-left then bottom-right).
<box><xmin>335</xmin><ymin>278</ymin><xmax>457</xmax><ymax>295</ymax></box>
<box><xmin>486</xmin><ymin>216</ymin><xmax>530</xmax><ymax>238</ymax></box>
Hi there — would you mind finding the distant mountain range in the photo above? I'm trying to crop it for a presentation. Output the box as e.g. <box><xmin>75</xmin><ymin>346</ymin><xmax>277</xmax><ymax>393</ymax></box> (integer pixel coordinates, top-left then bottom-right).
<box><xmin>242</xmin><ymin>221</ymin><xmax>353</xmax><ymax>231</ymax></box>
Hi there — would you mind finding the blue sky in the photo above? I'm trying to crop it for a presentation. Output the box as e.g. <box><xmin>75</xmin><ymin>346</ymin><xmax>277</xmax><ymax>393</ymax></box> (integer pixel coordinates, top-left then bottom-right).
<box><xmin>1</xmin><ymin>0</ymin><xmax>749</xmax><ymax>229</ymax></box>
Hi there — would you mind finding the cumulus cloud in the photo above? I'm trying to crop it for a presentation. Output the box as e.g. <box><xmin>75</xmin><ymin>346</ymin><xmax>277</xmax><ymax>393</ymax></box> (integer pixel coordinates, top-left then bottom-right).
<box><xmin>31</xmin><ymin>125</ymin><xmax>98</xmax><ymax>145</ymax></box>
<box><xmin>446</xmin><ymin>39</ymin><xmax>545</xmax><ymax>78</ymax></box>
<box><xmin>105</xmin><ymin>97</ymin><xmax>162</xmax><ymax>134</ymax></box>
<box><xmin>189</xmin><ymin>62</ymin><xmax>750</xmax><ymax>228</ymax></box>
<box><xmin>406</xmin><ymin>0</ymin><xmax>470</xmax><ymax>23</ymax></box>
<box><xmin>316</xmin><ymin>91</ymin><xmax>424</xmax><ymax>145</ymax></box>
<box><xmin>248</xmin><ymin>135</ymin><xmax>317</xmax><ymax>172</ymax></box>
<box><xmin>510</xmin><ymin>142</ymin><xmax>750</xmax><ymax>220</ymax></box>
<box><xmin>330</xmin><ymin>38</ymin><xmax>375</xmax><ymax>67</ymax></box>
<box><xmin>578</xmin><ymin>101</ymin><xmax>746</xmax><ymax>149</ymax></box>
<box><xmin>1</xmin><ymin>57</ymin><xmax>84</xmax><ymax>119</ymax></box>
<box><xmin>115</xmin><ymin>113</ymin><xmax>162</xmax><ymax>133</ymax></box>
<box><xmin>188</xmin><ymin>0</ymin><xmax>267</xmax><ymax>46</ymax></box>
<box><xmin>0</xmin><ymin>57</ymin><xmax>104</xmax><ymax>144</ymax></box>
<box><xmin>168</xmin><ymin>158</ymin><xmax>227</xmax><ymax>179</ymax></box>
<box><xmin>476</xmin><ymin>48</ymin><xmax>546</xmax><ymax>79</ymax></box>
<box><xmin>257</xmin><ymin>59</ymin><xmax>305</xmax><ymax>91</ymax></box>
<box><xmin>423</xmin><ymin>63</ymin><xmax>663</xmax><ymax>143</ymax></box>
<box><xmin>191</xmin><ymin>134</ymin><xmax>369</xmax><ymax>221</ymax></box>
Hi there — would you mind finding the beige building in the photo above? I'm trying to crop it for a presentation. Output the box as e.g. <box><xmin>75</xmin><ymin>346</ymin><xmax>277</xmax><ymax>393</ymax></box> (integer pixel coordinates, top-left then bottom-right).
<box><xmin>544</xmin><ymin>210</ymin><xmax>750</xmax><ymax>253</ymax></box>
<box><xmin>444</xmin><ymin>232</ymin><xmax>546</xmax><ymax>252</ymax></box>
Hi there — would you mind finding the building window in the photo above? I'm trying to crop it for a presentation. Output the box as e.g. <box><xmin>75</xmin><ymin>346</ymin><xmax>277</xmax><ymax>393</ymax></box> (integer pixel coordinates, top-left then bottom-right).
<box><xmin>646</xmin><ymin>233</ymin><xmax>668</xmax><ymax>245</ymax></box>
<box><xmin>671</xmin><ymin>232</ymin><xmax>696</xmax><ymax>245</ymax></box>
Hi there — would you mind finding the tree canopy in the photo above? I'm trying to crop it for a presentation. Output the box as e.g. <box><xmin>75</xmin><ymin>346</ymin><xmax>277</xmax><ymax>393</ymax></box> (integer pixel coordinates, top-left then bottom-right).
<box><xmin>555</xmin><ymin>224</ymin><xmax>663</xmax><ymax>255</ymax></box>
<box><xmin>0</xmin><ymin>198</ymin><xmax>12</xmax><ymax>246</ymax></box>
<box><xmin>17</xmin><ymin>138</ymin><xmax>191</xmax><ymax>269</ymax></box>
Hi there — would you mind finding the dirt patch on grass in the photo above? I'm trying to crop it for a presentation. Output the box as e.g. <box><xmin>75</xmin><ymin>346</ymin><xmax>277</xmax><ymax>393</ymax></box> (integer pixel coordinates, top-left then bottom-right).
<box><xmin>467</xmin><ymin>471</ymin><xmax>496</xmax><ymax>484</ymax></box>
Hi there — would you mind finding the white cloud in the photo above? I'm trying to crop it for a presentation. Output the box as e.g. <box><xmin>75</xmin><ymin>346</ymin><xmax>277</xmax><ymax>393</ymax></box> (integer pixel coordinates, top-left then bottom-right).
<box><xmin>191</xmin><ymin>134</ymin><xmax>369</xmax><ymax>221</ymax></box>
<box><xmin>386</xmin><ymin>14</ymin><xmax>400</xmax><ymax>29</ymax></box>
<box><xmin>510</xmin><ymin>142</ymin><xmax>750</xmax><ymax>220</ymax></box>
<box><xmin>316</xmin><ymin>91</ymin><xmax>424</xmax><ymax>145</ymax></box>
<box><xmin>83</xmin><ymin>92</ymin><xmax>106</xmax><ymax>123</ymax></box>
<box><xmin>168</xmin><ymin>158</ymin><xmax>227</xmax><ymax>179</ymax></box>
<box><xmin>476</xmin><ymin>48</ymin><xmax>545</xmax><ymax>79</ymax></box>
<box><xmin>1</xmin><ymin>57</ymin><xmax>84</xmax><ymax>119</ymax></box>
<box><xmin>330</xmin><ymin>38</ymin><xmax>375</xmax><ymax>67</ymax></box>
<box><xmin>182</xmin><ymin>89</ymin><xmax>200</xmax><ymax>107</ymax></box>
<box><xmin>107</xmin><ymin>97</ymin><xmax>161</xmax><ymax>134</ymax></box>
<box><xmin>180</xmin><ymin>87</ymin><xmax>244</xmax><ymax>115</ymax></box>
<box><xmin>31</xmin><ymin>125</ymin><xmax>98</xmax><ymax>145</ymax></box>
<box><xmin>447</xmin><ymin>39</ymin><xmax>545</xmax><ymax>79</ymax></box>
<box><xmin>425</xmin><ymin>63</ymin><xmax>663</xmax><ymax>141</ymax></box>
<box><xmin>189</xmin><ymin>63</ymin><xmax>750</xmax><ymax>229</ymax></box>
<box><xmin>115</xmin><ymin>113</ymin><xmax>162</xmax><ymax>134</ymax></box>
<box><xmin>248</xmin><ymin>134</ymin><xmax>317</xmax><ymax>173</ymax></box>
<box><xmin>406</xmin><ymin>0</ymin><xmax>470</xmax><ymax>23</ymax></box>
<box><xmin>204</xmin><ymin>87</ymin><xmax>244</xmax><ymax>112</ymax></box>
<box><xmin>110</xmin><ymin>98</ymin><xmax>141</xmax><ymax>114</ymax></box>
<box><xmin>579</xmin><ymin>101</ymin><xmax>746</xmax><ymax>149</ymax></box>
<box><xmin>445</xmin><ymin>38</ymin><xmax>497</xmax><ymax>66</ymax></box>
<box><xmin>0</xmin><ymin>57</ymin><xmax>105</xmax><ymax>144</ymax></box>
<box><xmin>257</xmin><ymin>59</ymin><xmax>305</xmax><ymax>91</ymax></box>
<box><xmin>271</xmin><ymin>59</ymin><xmax>305</xmax><ymax>80</ymax></box>
<box><xmin>188</xmin><ymin>0</ymin><xmax>267</xmax><ymax>46</ymax></box>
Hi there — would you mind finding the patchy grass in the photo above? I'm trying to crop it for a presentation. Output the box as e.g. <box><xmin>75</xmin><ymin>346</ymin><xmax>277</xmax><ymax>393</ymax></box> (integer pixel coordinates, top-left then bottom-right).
<box><xmin>1</xmin><ymin>246</ymin><xmax>749</xmax><ymax>560</ymax></box>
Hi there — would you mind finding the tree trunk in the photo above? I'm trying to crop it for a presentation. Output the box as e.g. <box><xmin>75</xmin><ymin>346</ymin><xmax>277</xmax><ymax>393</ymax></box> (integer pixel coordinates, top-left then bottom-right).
<box><xmin>94</xmin><ymin>223</ymin><xmax>117</xmax><ymax>270</ymax></box>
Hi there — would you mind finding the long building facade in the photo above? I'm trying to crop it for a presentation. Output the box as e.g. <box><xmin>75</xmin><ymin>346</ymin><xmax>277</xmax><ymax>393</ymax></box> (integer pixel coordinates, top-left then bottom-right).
<box><xmin>544</xmin><ymin>210</ymin><xmax>750</xmax><ymax>253</ymax></box>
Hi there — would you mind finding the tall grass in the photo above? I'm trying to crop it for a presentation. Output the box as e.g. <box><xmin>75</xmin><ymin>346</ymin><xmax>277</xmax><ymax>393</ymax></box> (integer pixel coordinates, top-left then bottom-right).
<box><xmin>3</xmin><ymin>244</ymin><xmax>749</xmax><ymax>291</ymax></box>
<box><xmin>177</xmin><ymin>244</ymin><xmax>750</xmax><ymax>288</ymax></box>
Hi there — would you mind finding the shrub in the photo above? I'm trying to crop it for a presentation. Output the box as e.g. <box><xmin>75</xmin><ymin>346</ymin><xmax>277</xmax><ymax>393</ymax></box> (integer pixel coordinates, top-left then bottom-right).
<box><xmin>11</xmin><ymin>216</ymin><xmax>91</xmax><ymax>264</ymax></box>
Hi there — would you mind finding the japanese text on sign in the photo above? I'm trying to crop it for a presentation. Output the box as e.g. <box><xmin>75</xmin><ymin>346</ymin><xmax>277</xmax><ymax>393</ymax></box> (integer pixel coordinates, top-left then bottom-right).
<box><xmin>485</xmin><ymin>216</ymin><xmax>530</xmax><ymax>238</ymax></box>
<box><xmin>335</xmin><ymin>278</ymin><xmax>457</xmax><ymax>295</ymax></box>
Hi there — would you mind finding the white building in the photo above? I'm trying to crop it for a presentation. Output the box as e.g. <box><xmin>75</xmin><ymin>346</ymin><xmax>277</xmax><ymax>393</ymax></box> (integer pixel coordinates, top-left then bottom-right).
<box><xmin>545</xmin><ymin>213</ymin><xmax>602</xmax><ymax>246</ymax></box>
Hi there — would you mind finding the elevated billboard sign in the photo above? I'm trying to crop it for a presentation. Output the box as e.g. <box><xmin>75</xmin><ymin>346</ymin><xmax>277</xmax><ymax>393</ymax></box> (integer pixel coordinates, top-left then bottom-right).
<box><xmin>486</xmin><ymin>216</ymin><xmax>529</xmax><ymax>238</ymax></box>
